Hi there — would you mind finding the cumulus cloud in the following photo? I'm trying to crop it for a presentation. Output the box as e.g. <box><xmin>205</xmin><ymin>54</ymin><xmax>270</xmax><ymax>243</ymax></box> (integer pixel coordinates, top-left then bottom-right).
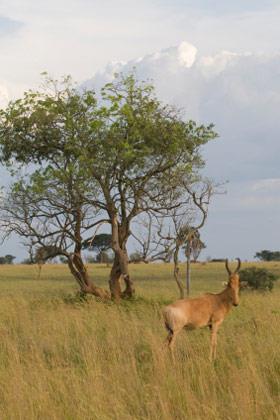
<box><xmin>1</xmin><ymin>0</ymin><xmax>280</xmax><ymax>97</ymax></box>
<box><xmin>84</xmin><ymin>41</ymin><xmax>280</xmax><ymax>183</ymax></box>
<box><xmin>0</xmin><ymin>1</ymin><xmax>279</xmax><ymax>259</ymax></box>
<box><xmin>83</xmin><ymin>42</ymin><xmax>280</xmax><ymax>259</ymax></box>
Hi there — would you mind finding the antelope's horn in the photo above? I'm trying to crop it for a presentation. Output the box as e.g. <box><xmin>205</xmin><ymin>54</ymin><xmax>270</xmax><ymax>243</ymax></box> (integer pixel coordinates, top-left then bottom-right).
<box><xmin>225</xmin><ymin>259</ymin><xmax>231</xmax><ymax>275</ymax></box>
<box><xmin>234</xmin><ymin>258</ymin><xmax>241</xmax><ymax>273</ymax></box>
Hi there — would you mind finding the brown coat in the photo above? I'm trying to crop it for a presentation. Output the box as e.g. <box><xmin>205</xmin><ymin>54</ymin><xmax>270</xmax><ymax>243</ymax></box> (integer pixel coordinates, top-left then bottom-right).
<box><xmin>163</xmin><ymin>259</ymin><xmax>241</xmax><ymax>360</ymax></box>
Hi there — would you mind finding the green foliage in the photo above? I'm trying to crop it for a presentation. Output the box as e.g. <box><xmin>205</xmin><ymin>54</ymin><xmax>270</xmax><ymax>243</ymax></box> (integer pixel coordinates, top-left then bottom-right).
<box><xmin>255</xmin><ymin>249</ymin><xmax>280</xmax><ymax>261</ymax></box>
<box><xmin>0</xmin><ymin>72</ymin><xmax>217</xmax><ymax>297</ymax></box>
<box><xmin>239</xmin><ymin>266</ymin><xmax>278</xmax><ymax>291</ymax></box>
<box><xmin>83</xmin><ymin>234</ymin><xmax>113</xmax><ymax>264</ymax></box>
<box><xmin>0</xmin><ymin>72</ymin><xmax>217</xmax><ymax>201</ymax></box>
<box><xmin>0</xmin><ymin>75</ymin><xmax>102</xmax><ymax>266</ymax></box>
<box><xmin>0</xmin><ymin>74</ymin><xmax>98</xmax><ymax>166</ymax></box>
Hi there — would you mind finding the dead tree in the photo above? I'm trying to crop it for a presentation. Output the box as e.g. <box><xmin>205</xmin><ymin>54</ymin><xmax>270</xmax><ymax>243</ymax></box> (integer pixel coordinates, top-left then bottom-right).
<box><xmin>130</xmin><ymin>213</ymin><xmax>174</xmax><ymax>263</ymax></box>
<box><xmin>151</xmin><ymin>179</ymin><xmax>215</xmax><ymax>297</ymax></box>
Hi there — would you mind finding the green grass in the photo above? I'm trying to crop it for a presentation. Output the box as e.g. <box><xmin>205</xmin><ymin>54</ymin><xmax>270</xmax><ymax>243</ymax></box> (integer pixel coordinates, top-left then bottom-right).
<box><xmin>0</xmin><ymin>262</ymin><xmax>279</xmax><ymax>419</ymax></box>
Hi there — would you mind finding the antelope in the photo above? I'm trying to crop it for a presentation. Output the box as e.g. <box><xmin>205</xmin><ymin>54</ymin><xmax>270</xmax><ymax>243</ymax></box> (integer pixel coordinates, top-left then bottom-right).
<box><xmin>163</xmin><ymin>258</ymin><xmax>241</xmax><ymax>360</ymax></box>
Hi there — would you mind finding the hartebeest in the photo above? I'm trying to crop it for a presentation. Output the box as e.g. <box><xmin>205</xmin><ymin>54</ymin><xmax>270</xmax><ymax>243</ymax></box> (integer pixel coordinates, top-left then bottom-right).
<box><xmin>163</xmin><ymin>258</ymin><xmax>241</xmax><ymax>360</ymax></box>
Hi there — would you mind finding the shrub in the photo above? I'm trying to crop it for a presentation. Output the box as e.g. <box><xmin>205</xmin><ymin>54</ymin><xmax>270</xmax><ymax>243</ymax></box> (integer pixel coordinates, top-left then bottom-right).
<box><xmin>129</xmin><ymin>252</ymin><xmax>144</xmax><ymax>264</ymax></box>
<box><xmin>239</xmin><ymin>266</ymin><xmax>278</xmax><ymax>291</ymax></box>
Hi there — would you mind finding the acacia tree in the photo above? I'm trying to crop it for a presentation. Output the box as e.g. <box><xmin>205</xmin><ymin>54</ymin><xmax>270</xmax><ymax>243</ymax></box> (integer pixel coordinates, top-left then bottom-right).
<box><xmin>254</xmin><ymin>250</ymin><xmax>280</xmax><ymax>261</ymax></box>
<box><xmin>0</xmin><ymin>254</ymin><xmax>16</xmax><ymax>264</ymax></box>
<box><xmin>83</xmin><ymin>233</ymin><xmax>112</xmax><ymax>263</ymax></box>
<box><xmin>0</xmin><ymin>73</ymin><xmax>217</xmax><ymax>300</ymax></box>
<box><xmin>0</xmin><ymin>76</ymin><xmax>110</xmax><ymax>299</ymax></box>
<box><xmin>84</xmin><ymin>75</ymin><xmax>217</xmax><ymax>299</ymax></box>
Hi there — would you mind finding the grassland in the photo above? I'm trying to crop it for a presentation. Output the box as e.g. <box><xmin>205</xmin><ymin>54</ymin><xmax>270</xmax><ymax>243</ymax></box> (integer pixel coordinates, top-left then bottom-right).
<box><xmin>0</xmin><ymin>262</ymin><xmax>279</xmax><ymax>419</ymax></box>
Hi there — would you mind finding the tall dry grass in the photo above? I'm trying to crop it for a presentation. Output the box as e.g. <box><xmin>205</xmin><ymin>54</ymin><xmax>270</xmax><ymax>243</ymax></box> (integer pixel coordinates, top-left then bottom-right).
<box><xmin>0</xmin><ymin>262</ymin><xmax>279</xmax><ymax>419</ymax></box>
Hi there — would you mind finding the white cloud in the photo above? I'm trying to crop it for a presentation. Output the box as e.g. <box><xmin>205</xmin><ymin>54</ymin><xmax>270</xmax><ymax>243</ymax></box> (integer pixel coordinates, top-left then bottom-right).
<box><xmin>0</xmin><ymin>0</ymin><xmax>280</xmax><ymax>259</ymax></box>
<box><xmin>82</xmin><ymin>42</ymin><xmax>280</xmax><ymax>260</ymax></box>
<box><xmin>252</xmin><ymin>178</ymin><xmax>280</xmax><ymax>192</ymax></box>
<box><xmin>83</xmin><ymin>42</ymin><xmax>280</xmax><ymax>183</ymax></box>
<box><xmin>1</xmin><ymin>0</ymin><xmax>280</xmax><ymax>98</ymax></box>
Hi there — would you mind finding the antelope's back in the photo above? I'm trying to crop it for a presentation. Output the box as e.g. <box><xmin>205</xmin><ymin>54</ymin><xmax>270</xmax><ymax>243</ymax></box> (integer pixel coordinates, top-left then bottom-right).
<box><xmin>163</xmin><ymin>295</ymin><xmax>216</xmax><ymax>329</ymax></box>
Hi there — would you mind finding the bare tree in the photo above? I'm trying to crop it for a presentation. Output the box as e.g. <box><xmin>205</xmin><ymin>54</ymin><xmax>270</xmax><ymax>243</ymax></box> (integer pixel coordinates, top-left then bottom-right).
<box><xmin>180</xmin><ymin>179</ymin><xmax>215</xmax><ymax>296</ymax></box>
<box><xmin>130</xmin><ymin>213</ymin><xmax>174</xmax><ymax>263</ymax></box>
<box><xmin>147</xmin><ymin>179</ymin><xmax>216</xmax><ymax>297</ymax></box>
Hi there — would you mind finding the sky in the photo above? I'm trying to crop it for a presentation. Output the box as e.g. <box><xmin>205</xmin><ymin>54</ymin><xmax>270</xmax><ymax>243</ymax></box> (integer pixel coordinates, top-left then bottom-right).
<box><xmin>0</xmin><ymin>0</ymin><xmax>280</xmax><ymax>261</ymax></box>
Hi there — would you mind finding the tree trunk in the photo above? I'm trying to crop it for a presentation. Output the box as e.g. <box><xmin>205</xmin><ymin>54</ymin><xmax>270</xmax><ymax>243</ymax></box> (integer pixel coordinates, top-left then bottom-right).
<box><xmin>67</xmin><ymin>207</ymin><xmax>110</xmax><ymax>300</ymax></box>
<box><xmin>186</xmin><ymin>249</ymin><xmax>191</xmax><ymax>296</ymax></box>
<box><xmin>110</xmin><ymin>212</ymin><xmax>135</xmax><ymax>300</ymax></box>
<box><xmin>173</xmin><ymin>245</ymin><xmax>184</xmax><ymax>299</ymax></box>
<box><xmin>121</xmin><ymin>250</ymin><xmax>135</xmax><ymax>298</ymax></box>
<box><xmin>109</xmin><ymin>255</ymin><xmax>122</xmax><ymax>301</ymax></box>
<box><xmin>109</xmin><ymin>249</ymin><xmax>135</xmax><ymax>300</ymax></box>
<box><xmin>68</xmin><ymin>251</ymin><xmax>110</xmax><ymax>300</ymax></box>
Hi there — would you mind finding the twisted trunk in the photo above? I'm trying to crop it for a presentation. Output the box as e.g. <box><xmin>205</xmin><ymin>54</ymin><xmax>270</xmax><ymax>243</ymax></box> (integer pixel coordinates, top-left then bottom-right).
<box><xmin>109</xmin><ymin>213</ymin><xmax>135</xmax><ymax>301</ymax></box>
<box><xmin>68</xmin><ymin>207</ymin><xmax>110</xmax><ymax>300</ymax></box>
<box><xmin>68</xmin><ymin>251</ymin><xmax>110</xmax><ymax>300</ymax></box>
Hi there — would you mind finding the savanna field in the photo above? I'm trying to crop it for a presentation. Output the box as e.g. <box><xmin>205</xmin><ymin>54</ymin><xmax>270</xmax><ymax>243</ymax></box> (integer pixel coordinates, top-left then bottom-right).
<box><xmin>0</xmin><ymin>262</ymin><xmax>279</xmax><ymax>420</ymax></box>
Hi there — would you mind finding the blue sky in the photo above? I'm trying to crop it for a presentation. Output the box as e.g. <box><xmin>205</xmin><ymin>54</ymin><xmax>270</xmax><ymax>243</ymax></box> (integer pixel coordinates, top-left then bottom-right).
<box><xmin>0</xmin><ymin>15</ymin><xmax>23</xmax><ymax>37</ymax></box>
<box><xmin>0</xmin><ymin>1</ymin><xmax>280</xmax><ymax>261</ymax></box>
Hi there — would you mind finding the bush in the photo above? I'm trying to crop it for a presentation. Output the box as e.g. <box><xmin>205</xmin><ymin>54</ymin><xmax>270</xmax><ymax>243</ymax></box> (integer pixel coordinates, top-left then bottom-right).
<box><xmin>239</xmin><ymin>267</ymin><xmax>278</xmax><ymax>291</ymax></box>
<box><xmin>20</xmin><ymin>258</ymin><xmax>34</xmax><ymax>265</ymax></box>
<box><xmin>129</xmin><ymin>252</ymin><xmax>143</xmax><ymax>263</ymax></box>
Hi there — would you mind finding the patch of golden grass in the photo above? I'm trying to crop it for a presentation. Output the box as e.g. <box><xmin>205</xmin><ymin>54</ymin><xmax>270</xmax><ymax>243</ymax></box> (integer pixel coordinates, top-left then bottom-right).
<box><xmin>0</xmin><ymin>262</ymin><xmax>279</xmax><ymax>419</ymax></box>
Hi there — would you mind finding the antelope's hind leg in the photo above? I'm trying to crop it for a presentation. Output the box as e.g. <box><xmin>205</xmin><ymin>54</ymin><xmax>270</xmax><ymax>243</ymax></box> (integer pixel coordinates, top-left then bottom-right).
<box><xmin>164</xmin><ymin>326</ymin><xmax>179</xmax><ymax>361</ymax></box>
<box><xmin>164</xmin><ymin>324</ymin><xmax>174</xmax><ymax>348</ymax></box>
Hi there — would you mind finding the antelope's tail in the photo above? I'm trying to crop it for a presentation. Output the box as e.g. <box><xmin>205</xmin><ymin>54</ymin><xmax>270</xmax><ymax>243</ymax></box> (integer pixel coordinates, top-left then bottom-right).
<box><xmin>163</xmin><ymin>306</ymin><xmax>175</xmax><ymax>334</ymax></box>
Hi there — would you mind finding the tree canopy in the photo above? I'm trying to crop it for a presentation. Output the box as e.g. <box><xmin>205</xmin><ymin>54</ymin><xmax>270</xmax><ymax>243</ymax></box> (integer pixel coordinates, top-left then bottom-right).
<box><xmin>0</xmin><ymin>254</ymin><xmax>16</xmax><ymax>264</ymax></box>
<box><xmin>254</xmin><ymin>250</ymin><xmax>280</xmax><ymax>261</ymax></box>
<box><xmin>0</xmin><ymin>73</ymin><xmax>217</xmax><ymax>300</ymax></box>
<box><xmin>83</xmin><ymin>233</ymin><xmax>112</xmax><ymax>253</ymax></box>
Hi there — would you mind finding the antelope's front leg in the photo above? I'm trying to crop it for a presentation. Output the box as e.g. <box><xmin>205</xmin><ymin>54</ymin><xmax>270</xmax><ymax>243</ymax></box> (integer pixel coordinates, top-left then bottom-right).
<box><xmin>210</xmin><ymin>321</ymin><xmax>222</xmax><ymax>361</ymax></box>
